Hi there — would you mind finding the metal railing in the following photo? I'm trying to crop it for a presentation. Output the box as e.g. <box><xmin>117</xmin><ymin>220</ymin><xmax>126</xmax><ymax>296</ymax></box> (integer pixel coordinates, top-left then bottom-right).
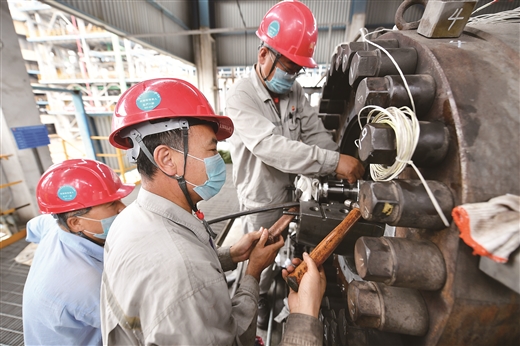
<box><xmin>90</xmin><ymin>135</ymin><xmax>140</xmax><ymax>184</ymax></box>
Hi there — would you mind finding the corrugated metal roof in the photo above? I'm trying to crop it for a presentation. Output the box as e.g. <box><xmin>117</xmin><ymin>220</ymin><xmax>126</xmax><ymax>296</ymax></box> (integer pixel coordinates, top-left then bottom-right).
<box><xmin>40</xmin><ymin>0</ymin><xmax>520</xmax><ymax>68</ymax></box>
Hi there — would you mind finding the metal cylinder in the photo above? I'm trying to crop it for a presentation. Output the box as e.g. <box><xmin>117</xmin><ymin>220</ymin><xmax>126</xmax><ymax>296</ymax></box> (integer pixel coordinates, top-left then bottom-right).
<box><xmin>349</xmin><ymin>48</ymin><xmax>418</xmax><ymax>86</ymax></box>
<box><xmin>342</xmin><ymin>39</ymin><xmax>400</xmax><ymax>73</ymax></box>
<box><xmin>358</xmin><ymin>179</ymin><xmax>454</xmax><ymax>229</ymax></box>
<box><xmin>355</xmin><ymin>74</ymin><xmax>436</xmax><ymax>116</ymax></box>
<box><xmin>318</xmin><ymin>178</ymin><xmax>359</xmax><ymax>203</ymax></box>
<box><xmin>354</xmin><ymin>236</ymin><xmax>447</xmax><ymax>290</ymax></box>
<box><xmin>332</xmin><ymin>44</ymin><xmax>349</xmax><ymax>74</ymax></box>
<box><xmin>412</xmin><ymin>121</ymin><xmax>450</xmax><ymax>167</ymax></box>
<box><xmin>329</xmin><ymin>52</ymin><xmax>338</xmax><ymax>77</ymax></box>
<box><xmin>348</xmin><ymin>280</ymin><xmax>429</xmax><ymax>336</ymax></box>
<box><xmin>357</xmin><ymin>121</ymin><xmax>449</xmax><ymax>167</ymax></box>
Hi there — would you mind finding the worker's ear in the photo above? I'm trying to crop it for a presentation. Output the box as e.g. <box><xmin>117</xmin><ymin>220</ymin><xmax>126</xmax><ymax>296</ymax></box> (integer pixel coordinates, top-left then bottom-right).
<box><xmin>258</xmin><ymin>46</ymin><xmax>270</xmax><ymax>64</ymax></box>
<box><xmin>67</xmin><ymin>216</ymin><xmax>82</xmax><ymax>233</ymax></box>
<box><xmin>154</xmin><ymin>145</ymin><xmax>179</xmax><ymax>176</ymax></box>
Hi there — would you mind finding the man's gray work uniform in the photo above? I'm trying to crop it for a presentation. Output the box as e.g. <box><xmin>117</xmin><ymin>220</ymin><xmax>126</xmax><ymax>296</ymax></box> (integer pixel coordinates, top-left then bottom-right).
<box><xmin>226</xmin><ymin>67</ymin><xmax>340</xmax><ymax>293</ymax></box>
<box><xmin>100</xmin><ymin>188</ymin><xmax>258</xmax><ymax>345</ymax></box>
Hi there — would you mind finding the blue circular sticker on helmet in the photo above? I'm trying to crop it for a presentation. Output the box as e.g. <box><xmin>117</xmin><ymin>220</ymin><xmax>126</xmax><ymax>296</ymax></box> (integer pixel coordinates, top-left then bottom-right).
<box><xmin>136</xmin><ymin>91</ymin><xmax>161</xmax><ymax>111</ymax></box>
<box><xmin>267</xmin><ymin>20</ymin><xmax>280</xmax><ymax>38</ymax></box>
<box><xmin>57</xmin><ymin>185</ymin><xmax>77</xmax><ymax>201</ymax></box>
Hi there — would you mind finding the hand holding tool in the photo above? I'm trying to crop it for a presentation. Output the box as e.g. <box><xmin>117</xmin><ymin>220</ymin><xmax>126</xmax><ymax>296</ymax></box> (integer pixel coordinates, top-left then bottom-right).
<box><xmin>286</xmin><ymin>208</ymin><xmax>362</xmax><ymax>292</ymax></box>
<box><xmin>265</xmin><ymin>207</ymin><xmax>299</xmax><ymax>245</ymax></box>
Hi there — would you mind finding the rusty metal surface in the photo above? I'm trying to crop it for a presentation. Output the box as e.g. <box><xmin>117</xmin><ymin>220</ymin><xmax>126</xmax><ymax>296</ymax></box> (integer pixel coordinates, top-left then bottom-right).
<box><xmin>354</xmin><ymin>236</ymin><xmax>446</xmax><ymax>291</ymax></box>
<box><xmin>320</xmin><ymin>23</ymin><xmax>520</xmax><ymax>345</ymax></box>
<box><xmin>355</xmin><ymin>74</ymin><xmax>436</xmax><ymax>116</ymax></box>
<box><xmin>348</xmin><ymin>281</ymin><xmax>430</xmax><ymax>336</ymax></box>
<box><xmin>417</xmin><ymin>0</ymin><xmax>478</xmax><ymax>38</ymax></box>
<box><xmin>358</xmin><ymin>179</ymin><xmax>454</xmax><ymax>229</ymax></box>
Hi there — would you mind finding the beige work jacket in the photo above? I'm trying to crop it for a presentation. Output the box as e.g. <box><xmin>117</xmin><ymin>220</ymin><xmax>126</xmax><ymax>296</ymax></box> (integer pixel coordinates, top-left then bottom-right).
<box><xmin>100</xmin><ymin>188</ymin><xmax>258</xmax><ymax>345</ymax></box>
<box><xmin>226</xmin><ymin>67</ymin><xmax>340</xmax><ymax>209</ymax></box>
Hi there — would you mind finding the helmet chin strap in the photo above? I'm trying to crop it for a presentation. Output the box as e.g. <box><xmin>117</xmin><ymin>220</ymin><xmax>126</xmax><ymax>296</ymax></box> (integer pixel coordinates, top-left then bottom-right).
<box><xmin>259</xmin><ymin>43</ymin><xmax>280</xmax><ymax>83</ymax></box>
<box><xmin>129</xmin><ymin>122</ymin><xmax>217</xmax><ymax>239</ymax></box>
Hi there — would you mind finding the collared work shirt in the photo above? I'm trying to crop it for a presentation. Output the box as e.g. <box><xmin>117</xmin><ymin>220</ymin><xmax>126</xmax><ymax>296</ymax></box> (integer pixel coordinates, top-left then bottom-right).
<box><xmin>101</xmin><ymin>188</ymin><xmax>258</xmax><ymax>345</ymax></box>
<box><xmin>23</xmin><ymin>214</ymin><xmax>104</xmax><ymax>346</ymax></box>
<box><xmin>226</xmin><ymin>67</ymin><xmax>340</xmax><ymax>209</ymax></box>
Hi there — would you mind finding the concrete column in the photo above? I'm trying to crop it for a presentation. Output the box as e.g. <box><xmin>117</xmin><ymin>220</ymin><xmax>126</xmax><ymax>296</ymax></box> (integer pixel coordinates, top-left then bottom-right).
<box><xmin>346</xmin><ymin>0</ymin><xmax>367</xmax><ymax>42</ymax></box>
<box><xmin>193</xmin><ymin>31</ymin><xmax>218</xmax><ymax>112</ymax></box>
<box><xmin>1</xmin><ymin>1</ymin><xmax>53</xmax><ymax>223</ymax></box>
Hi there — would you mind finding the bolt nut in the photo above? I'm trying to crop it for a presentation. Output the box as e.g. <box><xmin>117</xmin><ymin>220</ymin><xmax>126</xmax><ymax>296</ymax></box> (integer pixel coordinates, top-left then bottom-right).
<box><xmin>347</xmin><ymin>281</ymin><xmax>381</xmax><ymax>329</ymax></box>
<box><xmin>349</xmin><ymin>50</ymin><xmax>380</xmax><ymax>86</ymax></box>
<box><xmin>354</xmin><ymin>236</ymin><xmax>394</xmax><ymax>282</ymax></box>
<box><xmin>355</xmin><ymin>77</ymin><xmax>391</xmax><ymax>115</ymax></box>
<box><xmin>342</xmin><ymin>42</ymin><xmax>369</xmax><ymax>72</ymax></box>
<box><xmin>357</xmin><ymin>123</ymin><xmax>397</xmax><ymax>165</ymax></box>
<box><xmin>358</xmin><ymin>180</ymin><xmax>400</xmax><ymax>223</ymax></box>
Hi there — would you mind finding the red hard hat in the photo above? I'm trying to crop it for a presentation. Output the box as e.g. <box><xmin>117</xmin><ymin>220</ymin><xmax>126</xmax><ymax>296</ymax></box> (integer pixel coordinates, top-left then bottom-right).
<box><xmin>256</xmin><ymin>0</ymin><xmax>318</xmax><ymax>68</ymax></box>
<box><xmin>36</xmin><ymin>159</ymin><xmax>135</xmax><ymax>214</ymax></box>
<box><xmin>109</xmin><ymin>78</ymin><xmax>234</xmax><ymax>150</ymax></box>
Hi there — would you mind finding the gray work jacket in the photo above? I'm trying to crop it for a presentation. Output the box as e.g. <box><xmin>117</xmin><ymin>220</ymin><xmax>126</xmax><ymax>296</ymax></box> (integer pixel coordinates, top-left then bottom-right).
<box><xmin>226</xmin><ymin>67</ymin><xmax>339</xmax><ymax>209</ymax></box>
<box><xmin>281</xmin><ymin>313</ymin><xmax>323</xmax><ymax>346</ymax></box>
<box><xmin>100</xmin><ymin>188</ymin><xmax>258</xmax><ymax>345</ymax></box>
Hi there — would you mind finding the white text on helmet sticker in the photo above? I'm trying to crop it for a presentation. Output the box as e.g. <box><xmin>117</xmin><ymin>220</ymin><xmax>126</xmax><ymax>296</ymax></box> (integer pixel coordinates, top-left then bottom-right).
<box><xmin>136</xmin><ymin>91</ymin><xmax>161</xmax><ymax>111</ymax></box>
<box><xmin>57</xmin><ymin>185</ymin><xmax>77</xmax><ymax>201</ymax></box>
<box><xmin>267</xmin><ymin>21</ymin><xmax>280</xmax><ymax>38</ymax></box>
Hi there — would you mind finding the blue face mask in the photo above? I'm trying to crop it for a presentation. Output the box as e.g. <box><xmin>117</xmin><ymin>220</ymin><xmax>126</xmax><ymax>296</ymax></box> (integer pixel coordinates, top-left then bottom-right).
<box><xmin>265</xmin><ymin>66</ymin><xmax>297</xmax><ymax>95</ymax></box>
<box><xmin>173</xmin><ymin>148</ymin><xmax>226</xmax><ymax>201</ymax></box>
<box><xmin>78</xmin><ymin>214</ymin><xmax>118</xmax><ymax>240</ymax></box>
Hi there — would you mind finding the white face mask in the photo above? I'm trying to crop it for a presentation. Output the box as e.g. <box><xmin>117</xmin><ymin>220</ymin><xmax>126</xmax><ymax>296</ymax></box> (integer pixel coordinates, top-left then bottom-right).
<box><xmin>171</xmin><ymin>148</ymin><xmax>227</xmax><ymax>201</ymax></box>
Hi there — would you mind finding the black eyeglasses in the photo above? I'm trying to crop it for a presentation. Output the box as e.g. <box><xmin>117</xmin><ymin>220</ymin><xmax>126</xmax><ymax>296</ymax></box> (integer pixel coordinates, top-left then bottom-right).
<box><xmin>267</xmin><ymin>49</ymin><xmax>306</xmax><ymax>77</ymax></box>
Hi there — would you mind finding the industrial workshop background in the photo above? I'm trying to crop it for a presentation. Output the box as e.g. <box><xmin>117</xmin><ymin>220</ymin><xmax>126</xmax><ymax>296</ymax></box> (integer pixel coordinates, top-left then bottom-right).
<box><xmin>1</xmin><ymin>0</ymin><xmax>519</xmax><ymax>345</ymax></box>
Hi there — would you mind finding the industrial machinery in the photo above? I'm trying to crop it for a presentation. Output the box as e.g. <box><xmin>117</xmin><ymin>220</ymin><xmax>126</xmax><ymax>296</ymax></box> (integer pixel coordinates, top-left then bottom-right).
<box><xmin>289</xmin><ymin>4</ymin><xmax>520</xmax><ymax>346</ymax></box>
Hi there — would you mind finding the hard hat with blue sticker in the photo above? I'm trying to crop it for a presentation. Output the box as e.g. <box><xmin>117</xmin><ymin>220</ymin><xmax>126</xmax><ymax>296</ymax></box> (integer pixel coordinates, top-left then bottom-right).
<box><xmin>267</xmin><ymin>20</ymin><xmax>280</xmax><ymax>38</ymax></box>
<box><xmin>57</xmin><ymin>185</ymin><xmax>77</xmax><ymax>201</ymax></box>
<box><xmin>136</xmin><ymin>90</ymin><xmax>161</xmax><ymax>111</ymax></box>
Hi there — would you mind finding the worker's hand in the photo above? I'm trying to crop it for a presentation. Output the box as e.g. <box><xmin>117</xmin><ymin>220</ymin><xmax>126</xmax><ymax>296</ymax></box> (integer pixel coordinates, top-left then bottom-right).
<box><xmin>246</xmin><ymin>228</ymin><xmax>284</xmax><ymax>281</ymax></box>
<box><xmin>282</xmin><ymin>253</ymin><xmax>326</xmax><ymax>318</ymax></box>
<box><xmin>229</xmin><ymin>228</ymin><xmax>264</xmax><ymax>263</ymax></box>
<box><xmin>335</xmin><ymin>154</ymin><xmax>365</xmax><ymax>183</ymax></box>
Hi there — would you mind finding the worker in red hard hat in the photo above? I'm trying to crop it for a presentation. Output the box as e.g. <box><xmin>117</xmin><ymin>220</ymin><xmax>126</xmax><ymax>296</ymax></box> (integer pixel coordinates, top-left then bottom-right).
<box><xmin>225</xmin><ymin>0</ymin><xmax>365</xmax><ymax>331</ymax></box>
<box><xmin>23</xmin><ymin>159</ymin><xmax>135</xmax><ymax>345</ymax></box>
<box><xmin>101</xmin><ymin>78</ymin><xmax>284</xmax><ymax>345</ymax></box>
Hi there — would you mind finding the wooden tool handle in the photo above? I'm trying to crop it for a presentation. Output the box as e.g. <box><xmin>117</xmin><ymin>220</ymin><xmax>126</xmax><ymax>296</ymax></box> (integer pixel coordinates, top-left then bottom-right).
<box><xmin>266</xmin><ymin>207</ymin><xmax>299</xmax><ymax>245</ymax></box>
<box><xmin>286</xmin><ymin>208</ymin><xmax>362</xmax><ymax>292</ymax></box>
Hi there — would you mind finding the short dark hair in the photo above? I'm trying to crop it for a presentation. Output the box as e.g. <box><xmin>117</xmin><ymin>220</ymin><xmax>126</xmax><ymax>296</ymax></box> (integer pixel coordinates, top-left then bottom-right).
<box><xmin>136</xmin><ymin>119</ymin><xmax>218</xmax><ymax>180</ymax></box>
<box><xmin>54</xmin><ymin>207</ymin><xmax>91</xmax><ymax>231</ymax></box>
<box><xmin>136</xmin><ymin>128</ymin><xmax>184</xmax><ymax>180</ymax></box>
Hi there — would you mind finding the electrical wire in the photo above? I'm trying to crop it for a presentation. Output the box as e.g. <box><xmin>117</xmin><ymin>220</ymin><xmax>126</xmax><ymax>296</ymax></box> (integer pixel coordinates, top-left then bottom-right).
<box><xmin>472</xmin><ymin>0</ymin><xmax>498</xmax><ymax>15</ymax></box>
<box><xmin>357</xmin><ymin>105</ymin><xmax>419</xmax><ymax>182</ymax></box>
<box><xmin>355</xmin><ymin>28</ymin><xmax>450</xmax><ymax>227</ymax></box>
<box><xmin>468</xmin><ymin>6</ymin><xmax>520</xmax><ymax>25</ymax></box>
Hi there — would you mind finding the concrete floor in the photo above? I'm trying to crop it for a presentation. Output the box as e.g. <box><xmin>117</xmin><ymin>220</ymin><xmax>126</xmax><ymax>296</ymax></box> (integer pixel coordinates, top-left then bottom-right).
<box><xmin>0</xmin><ymin>163</ymin><xmax>285</xmax><ymax>345</ymax></box>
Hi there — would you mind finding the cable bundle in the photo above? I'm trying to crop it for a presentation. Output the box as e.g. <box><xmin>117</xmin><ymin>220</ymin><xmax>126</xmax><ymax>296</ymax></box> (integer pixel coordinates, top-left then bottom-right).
<box><xmin>468</xmin><ymin>6</ymin><xmax>520</xmax><ymax>25</ymax></box>
<box><xmin>358</xmin><ymin>105</ymin><xmax>419</xmax><ymax>181</ymax></box>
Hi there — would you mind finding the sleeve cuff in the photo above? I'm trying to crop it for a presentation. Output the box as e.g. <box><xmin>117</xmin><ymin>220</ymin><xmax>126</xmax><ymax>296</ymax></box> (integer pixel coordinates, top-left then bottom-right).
<box><xmin>321</xmin><ymin>150</ymin><xmax>340</xmax><ymax>175</ymax></box>
<box><xmin>217</xmin><ymin>246</ymin><xmax>238</xmax><ymax>272</ymax></box>
<box><xmin>280</xmin><ymin>313</ymin><xmax>323</xmax><ymax>346</ymax></box>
